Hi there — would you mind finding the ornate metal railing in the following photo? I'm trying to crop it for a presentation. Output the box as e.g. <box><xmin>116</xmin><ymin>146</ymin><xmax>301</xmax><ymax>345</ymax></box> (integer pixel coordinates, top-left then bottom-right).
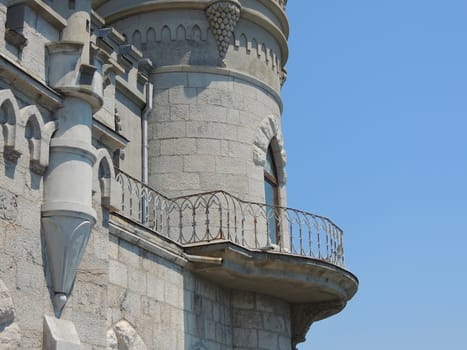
<box><xmin>115</xmin><ymin>170</ymin><xmax>345</xmax><ymax>268</ymax></box>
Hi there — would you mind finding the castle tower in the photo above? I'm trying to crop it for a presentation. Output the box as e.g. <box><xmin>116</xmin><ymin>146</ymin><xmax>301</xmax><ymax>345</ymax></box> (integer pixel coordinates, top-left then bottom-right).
<box><xmin>0</xmin><ymin>1</ymin><xmax>357</xmax><ymax>349</ymax></box>
<box><xmin>97</xmin><ymin>0</ymin><xmax>288</xmax><ymax>203</ymax></box>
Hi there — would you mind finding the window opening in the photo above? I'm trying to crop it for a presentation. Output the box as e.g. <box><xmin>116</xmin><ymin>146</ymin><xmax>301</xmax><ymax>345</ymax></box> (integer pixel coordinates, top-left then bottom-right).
<box><xmin>264</xmin><ymin>146</ymin><xmax>279</xmax><ymax>244</ymax></box>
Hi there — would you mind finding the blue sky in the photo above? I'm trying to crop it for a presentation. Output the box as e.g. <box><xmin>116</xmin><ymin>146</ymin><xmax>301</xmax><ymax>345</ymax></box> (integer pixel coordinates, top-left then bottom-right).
<box><xmin>281</xmin><ymin>1</ymin><xmax>467</xmax><ymax>349</ymax></box>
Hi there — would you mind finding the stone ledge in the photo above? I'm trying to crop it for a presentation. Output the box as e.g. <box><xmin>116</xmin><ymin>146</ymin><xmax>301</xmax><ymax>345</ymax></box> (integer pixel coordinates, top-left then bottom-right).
<box><xmin>152</xmin><ymin>65</ymin><xmax>283</xmax><ymax>112</ymax></box>
<box><xmin>0</xmin><ymin>53</ymin><xmax>62</xmax><ymax>111</ymax></box>
<box><xmin>184</xmin><ymin>241</ymin><xmax>358</xmax><ymax>304</ymax></box>
<box><xmin>9</xmin><ymin>0</ymin><xmax>67</xmax><ymax>29</ymax></box>
<box><xmin>109</xmin><ymin>214</ymin><xmax>358</xmax><ymax>305</ymax></box>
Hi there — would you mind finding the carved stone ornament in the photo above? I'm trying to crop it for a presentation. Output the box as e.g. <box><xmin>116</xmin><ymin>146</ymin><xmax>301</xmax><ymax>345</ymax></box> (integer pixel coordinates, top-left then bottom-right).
<box><xmin>42</xmin><ymin>212</ymin><xmax>95</xmax><ymax>315</ymax></box>
<box><xmin>206</xmin><ymin>0</ymin><xmax>241</xmax><ymax>59</ymax></box>
<box><xmin>291</xmin><ymin>301</ymin><xmax>346</xmax><ymax>349</ymax></box>
<box><xmin>106</xmin><ymin>320</ymin><xmax>147</xmax><ymax>350</ymax></box>
<box><xmin>253</xmin><ymin>115</ymin><xmax>287</xmax><ymax>185</ymax></box>
<box><xmin>0</xmin><ymin>190</ymin><xmax>18</xmax><ymax>221</ymax></box>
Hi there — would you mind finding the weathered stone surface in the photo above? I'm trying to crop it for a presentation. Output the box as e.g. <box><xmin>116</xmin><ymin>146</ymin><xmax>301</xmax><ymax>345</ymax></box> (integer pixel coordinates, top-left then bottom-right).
<box><xmin>107</xmin><ymin>320</ymin><xmax>147</xmax><ymax>350</ymax></box>
<box><xmin>106</xmin><ymin>329</ymin><xmax>118</xmax><ymax>350</ymax></box>
<box><xmin>0</xmin><ymin>323</ymin><xmax>21</xmax><ymax>349</ymax></box>
<box><xmin>0</xmin><ymin>279</ymin><xmax>20</xmax><ymax>349</ymax></box>
<box><xmin>0</xmin><ymin>279</ymin><xmax>15</xmax><ymax>325</ymax></box>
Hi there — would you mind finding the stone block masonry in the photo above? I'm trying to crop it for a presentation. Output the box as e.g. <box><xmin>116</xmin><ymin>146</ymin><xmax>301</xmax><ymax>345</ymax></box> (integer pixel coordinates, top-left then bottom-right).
<box><xmin>107</xmin><ymin>232</ymin><xmax>293</xmax><ymax>350</ymax></box>
<box><xmin>149</xmin><ymin>70</ymin><xmax>283</xmax><ymax>203</ymax></box>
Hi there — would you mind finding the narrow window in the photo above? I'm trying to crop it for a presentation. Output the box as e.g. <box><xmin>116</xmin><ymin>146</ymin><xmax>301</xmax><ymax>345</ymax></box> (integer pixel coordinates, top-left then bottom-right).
<box><xmin>69</xmin><ymin>0</ymin><xmax>76</xmax><ymax>9</ymax></box>
<box><xmin>264</xmin><ymin>146</ymin><xmax>279</xmax><ymax>244</ymax></box>
<box><xmin>5</xmin><ymin>4</ymin><xmax>27</xmax><ymax>50</ymax></box>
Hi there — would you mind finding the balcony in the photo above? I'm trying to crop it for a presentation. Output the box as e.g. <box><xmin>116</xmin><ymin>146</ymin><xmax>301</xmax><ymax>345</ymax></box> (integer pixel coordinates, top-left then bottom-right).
<box><xmin>111</xmin><ymin>169</ymin><xmax>358</xmax><ymax>336</ymax></box>
<box><xmin>115</xmin><ymin>169</ymin><xmax>346</xmax><ymax>268</ymax></box>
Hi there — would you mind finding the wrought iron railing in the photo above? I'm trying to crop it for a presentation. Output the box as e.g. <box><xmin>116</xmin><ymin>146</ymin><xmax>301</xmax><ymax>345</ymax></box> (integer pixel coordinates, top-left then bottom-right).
<box><xmin>115</xmin><ymin>170</ymin><xmax>345</xmax><ymax>268</ymax></box>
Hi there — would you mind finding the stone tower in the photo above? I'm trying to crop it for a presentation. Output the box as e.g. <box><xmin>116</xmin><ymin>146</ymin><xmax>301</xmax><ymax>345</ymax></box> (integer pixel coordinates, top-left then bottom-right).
<box><xmin>98</xmin><ymin>0</ymin><xmax>288</xmax><ymax>201</ymax></box>
<box><xmin>0</xmin><ymin>0</ymin><xmax>357</xmax><ymax>349</ymax></box>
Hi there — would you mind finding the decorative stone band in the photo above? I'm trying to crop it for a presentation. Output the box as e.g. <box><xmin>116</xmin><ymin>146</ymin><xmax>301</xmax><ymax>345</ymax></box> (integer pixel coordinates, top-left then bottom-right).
<box><xmin>153</xmin><ymin>65</ymin><xmax>283</xmax><ymax>110</ymax></box>
<box><xmin>97</xmin><ymin>0</ymin><xmax>289</xmax><ymax>67</ymax></box>
<box><xmin>49</xmin><ymin>138</ymin><xmax>97</xmax><ymax>164</ymax></box>
<box><xmin>206</xmin><ymin>0</ymin><xmax>241</xmax><ymax>59</ymax></box>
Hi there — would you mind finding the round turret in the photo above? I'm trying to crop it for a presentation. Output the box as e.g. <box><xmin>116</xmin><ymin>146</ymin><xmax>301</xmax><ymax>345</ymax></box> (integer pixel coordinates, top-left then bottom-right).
<box><xmin>96</xmin><ymin>0</ymin><xmax>289</xmax><ymax>205</ymax></box>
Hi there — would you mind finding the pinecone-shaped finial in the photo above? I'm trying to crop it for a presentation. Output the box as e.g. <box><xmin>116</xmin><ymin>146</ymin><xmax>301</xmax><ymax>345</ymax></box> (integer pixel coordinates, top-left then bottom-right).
<box><xmin>206</xmin><ymin>0</ymin><xmax>241</xmax><ymax>59</ymax></box>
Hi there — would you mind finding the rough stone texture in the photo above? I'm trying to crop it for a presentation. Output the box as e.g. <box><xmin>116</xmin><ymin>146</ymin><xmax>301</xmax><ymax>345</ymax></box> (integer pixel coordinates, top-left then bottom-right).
<box><xmin>106</xmin><ymin>320</ymin><xmax>147</xmax><ymax>350</ymax></box>
<box><xmin>0</xmin><ymin>279</ymin><xmax>21</xmax><ymax>349</ymax></box>
<box><xmin>108</xmin><ymin>233</ymin><xmax>292</xmax><ymax>350</ymax></box>
<box><xmin>0</xmin><ymin>323</ymin><xmax>21</xmax><ymax>350</ymax></box>
<box><xmin>149</xmin><ymin>71</ymin><xmax>284</xmax><ymax>203</ymax></box>
<box><xmin>231</xmin><ymin>291</ymin><xmax>291</xmax><ymax>350</ymax></box>
<box><xmin>0</xmin><ymin>279</ymin><xmax>16</xmax><ymax>325</ymax></box>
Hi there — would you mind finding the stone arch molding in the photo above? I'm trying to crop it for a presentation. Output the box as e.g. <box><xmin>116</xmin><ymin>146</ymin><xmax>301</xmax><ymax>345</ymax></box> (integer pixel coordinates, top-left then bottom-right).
<box><xmin>93</xmin><ymin>147</ymin><xmax>121</xmax><ymax>212</ymax></box>
<box><xmin>106</xmin><ymin>320</ymin><xmax>147</xmax><ymax>350</ymax></box>
<box><xmin>130</xmin><ymin>23</ymin><xmax>209</xmax><ymax>47</ymax></box>
<box><xmin>0</xmin><ymin>279</ymin><xmax>21</xmax><ymax>348</ymax></box>
<box><xmin>253</xmin><ymin>114</ymin><xmax>287</xmax><ymax>185</ymax></box>
<box><xmin>0</xmin><ymin>89</ymin><xmax>56</xmax><ymax>174</ymax></box>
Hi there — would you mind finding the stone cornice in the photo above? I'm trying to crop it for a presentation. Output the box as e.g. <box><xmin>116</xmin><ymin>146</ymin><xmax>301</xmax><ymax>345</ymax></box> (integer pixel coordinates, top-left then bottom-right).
<box><xmin>115</xmin><ymin>76</ymin><xmax>146</xmax><ymax>108</ymax></box>
<box><xmin>153</xmin><ymin>64</ymin><xmax>283</xmax><ymax>112</ymax></box>
<box><xmin>94</xmin><ymin>0</ymin><xmax>289</xmax><ymax>66</ymax></box>
<box><xmin>0</xmin><ymin>53</ymin><xmax>62</xmax><ymax>111</ymax></box>
<box><xmin>9</xmin><ymin>0</ymin><xmax>67</xmax><ymax>30</ymax></box>
<box><xmin>109</xmin><ymin>213</ymin><xmax>189</xmax><ymax>267</ymax></box>
<box><xmin>255</xmin><ymin>0</ymin><xmax>289</xmax><ymax>37</ymax></box>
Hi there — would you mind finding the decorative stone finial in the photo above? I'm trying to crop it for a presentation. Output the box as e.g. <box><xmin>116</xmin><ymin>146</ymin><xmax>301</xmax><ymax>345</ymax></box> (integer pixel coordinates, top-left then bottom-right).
<box><xmin>206</xmin><ymin>0</ymin><xmax>241</xmax><ymax>60</ymax></box>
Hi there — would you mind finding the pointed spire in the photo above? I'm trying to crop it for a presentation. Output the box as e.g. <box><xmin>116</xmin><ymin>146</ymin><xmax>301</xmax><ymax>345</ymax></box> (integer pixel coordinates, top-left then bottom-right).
<box><xmin>206</xmin><ymin>0</ymin><xmax>241</xmax><ymax>59</ymax></box>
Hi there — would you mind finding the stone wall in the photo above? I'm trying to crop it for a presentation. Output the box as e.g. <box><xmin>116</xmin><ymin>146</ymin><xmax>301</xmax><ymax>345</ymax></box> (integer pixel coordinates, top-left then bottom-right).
<box><xmin>231</xmin><ymin>292</ymin><xmax>291</xmax><ymax>350</ymax></box>
<box><xmin>108</xmin><ymin>231</ymin><xmax>292</xmax><ymax>350</ymax></box>
<box><xmin>149</xmin><ymin>70</ymin><xmax>284</xmax><ymax>202</ymax></box>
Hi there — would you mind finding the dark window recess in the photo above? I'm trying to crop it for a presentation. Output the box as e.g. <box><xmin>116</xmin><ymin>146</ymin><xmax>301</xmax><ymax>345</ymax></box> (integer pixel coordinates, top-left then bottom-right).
<box><xmin>79</xmin><ymin>64</ymin><xmax>96</xmax><ymax>85</ymax></box>
<box><xmin>69</xmin><ymin>0</ymin><xmax>76</xmax><ymax>10</ymax></box>
<box><xmin>264</xmin><ymin>146</ymin><xmax>280</xmax><ymax>244</ymax></box>
<box><xmin>5</xmin><ymin>4</ymin><xmax>27</xmax><ymax>49</ymax></box>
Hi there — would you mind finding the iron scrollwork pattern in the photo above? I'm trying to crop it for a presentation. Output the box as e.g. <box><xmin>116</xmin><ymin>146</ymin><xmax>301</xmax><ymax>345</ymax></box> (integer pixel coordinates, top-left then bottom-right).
<box><xmin>115</xmin><ymin>170</ymin><xmax>345</xmax><ymax>268</ymax></box>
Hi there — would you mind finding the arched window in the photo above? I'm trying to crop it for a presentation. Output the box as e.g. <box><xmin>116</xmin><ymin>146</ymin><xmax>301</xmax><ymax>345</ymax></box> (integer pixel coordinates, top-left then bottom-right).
<box><xmin>264</xmin><ymin>146</ymin><xmax>279</xmax><ymax>244</ymax></box>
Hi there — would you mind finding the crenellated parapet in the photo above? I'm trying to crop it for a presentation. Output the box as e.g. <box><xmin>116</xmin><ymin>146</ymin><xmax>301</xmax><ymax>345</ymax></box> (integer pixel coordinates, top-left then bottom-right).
<box><xmin>94</xmin><ymin>0</ymin><xmax>289</xmax><ymax>91</ymax></box>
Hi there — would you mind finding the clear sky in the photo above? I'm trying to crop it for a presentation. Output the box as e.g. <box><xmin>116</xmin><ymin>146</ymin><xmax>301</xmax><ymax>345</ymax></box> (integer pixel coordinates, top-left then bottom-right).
<box><xmin>281</xmin><ymin>1</ymin><xmax>467</xmax><ymax>349</ymax></box>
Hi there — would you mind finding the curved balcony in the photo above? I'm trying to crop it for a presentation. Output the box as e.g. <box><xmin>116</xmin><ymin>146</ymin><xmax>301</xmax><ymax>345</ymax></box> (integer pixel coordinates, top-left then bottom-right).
<box><xmin>112</xmin><ymin>169</ymin><xmax>357</xmax><ymax>344</ymax></box>
<box><xmin>115</xmin><ymin>169</ymin><xmax>345</xmax><ymax>269</ymax></box>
